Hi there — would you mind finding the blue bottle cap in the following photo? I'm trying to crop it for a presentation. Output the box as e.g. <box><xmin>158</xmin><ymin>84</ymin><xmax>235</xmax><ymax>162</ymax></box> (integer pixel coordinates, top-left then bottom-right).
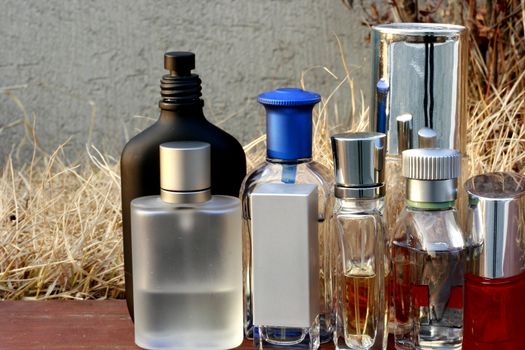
<box><xmin>258</xmin><ymin>88</ymin><xmax>321</xmax><ymax>160</ymax></box>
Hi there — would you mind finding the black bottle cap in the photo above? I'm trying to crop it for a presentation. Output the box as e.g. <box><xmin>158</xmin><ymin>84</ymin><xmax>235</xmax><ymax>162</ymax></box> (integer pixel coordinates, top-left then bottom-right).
<box><xmin>164</xmin><ymin>52</ymin><xmax>195</xmax><ymax>76</ymax></box>
<box><xmin>159</xmin><ymin>51</ymin><xmax>202</xmax><ymax>108</ymax></box>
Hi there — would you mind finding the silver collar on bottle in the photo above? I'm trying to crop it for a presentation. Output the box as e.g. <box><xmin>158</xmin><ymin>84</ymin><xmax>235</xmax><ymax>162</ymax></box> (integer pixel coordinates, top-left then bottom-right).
<box><xmin>331</xmin><ymin>132</ymin><xmax>386</xmax><ymax>200</ymax></box>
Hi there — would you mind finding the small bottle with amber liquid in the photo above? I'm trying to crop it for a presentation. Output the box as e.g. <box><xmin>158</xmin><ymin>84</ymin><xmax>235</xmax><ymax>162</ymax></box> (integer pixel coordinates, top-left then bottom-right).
<box><xmin>331</xmin><ymin>132</ymin><xmax>388</xmax><ymax>350</ymax></box>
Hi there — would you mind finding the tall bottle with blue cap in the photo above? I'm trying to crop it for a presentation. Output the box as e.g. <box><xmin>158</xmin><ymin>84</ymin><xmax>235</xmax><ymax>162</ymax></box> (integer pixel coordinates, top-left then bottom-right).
<box><xmin>240</xmin><ymin>88</ymin><xmax>333</xmax><ymax>346</ymax></box>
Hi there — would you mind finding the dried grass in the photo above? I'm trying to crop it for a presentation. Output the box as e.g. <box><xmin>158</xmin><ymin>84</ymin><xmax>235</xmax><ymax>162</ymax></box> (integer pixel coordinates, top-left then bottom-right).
<box><xmin>1</xmin><ymin>2</ymin><xmax>524</xmax><ymax>299</ymax></box>
<box><xmin>0</xmin><ymin>135</ymin><xmax>123</xmax><ymax>299</ymax></box>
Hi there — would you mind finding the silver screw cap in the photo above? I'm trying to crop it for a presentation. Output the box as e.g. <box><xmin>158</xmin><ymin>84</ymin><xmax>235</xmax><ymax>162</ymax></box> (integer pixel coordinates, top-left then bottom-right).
<box><xmin>331</xmin><ymin>132</ymin><xmax>386</xmax><ymax>187</ymax></box>
<box><xmin>160</xmin><ymin>141</ymin><xmax>210</xmax><ymax>192</ymax></box>
<box><xmin>402</xmin><ymin>148</ymin><xmax>461</xmax><ymax>180</ymax></box>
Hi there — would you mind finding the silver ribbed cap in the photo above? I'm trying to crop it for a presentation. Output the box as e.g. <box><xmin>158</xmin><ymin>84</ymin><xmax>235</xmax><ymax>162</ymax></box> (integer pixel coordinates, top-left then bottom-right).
<box><xmin>331</xmin><ymin>132</ymin><xmax>385</xmax><ymax>198</ymax></box>
<box><xmin>402</xmin><ymin>148</ymin><xmax>461</xmax><ymax>180</ymax></box>
<box><xmin>159</xmin><ymin>141</ymin><xmax>211</xmax><ymax>203</ymax></box>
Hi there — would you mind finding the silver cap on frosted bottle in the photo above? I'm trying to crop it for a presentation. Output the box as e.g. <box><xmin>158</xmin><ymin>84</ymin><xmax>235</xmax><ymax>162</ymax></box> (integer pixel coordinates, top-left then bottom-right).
<box><xmin>331</xmin><ymin>132</ymin><xmax>386</xmax><ymax>199</ymax></box>
<box><xmin>465</xmin><ymin>172</ymin><xmax>525</xmax><ymax>279</ymax></box>
<box><xmin>159</xmin><ymin>141</ymin><xmax>212</xmax><ymax>203</ymax></box>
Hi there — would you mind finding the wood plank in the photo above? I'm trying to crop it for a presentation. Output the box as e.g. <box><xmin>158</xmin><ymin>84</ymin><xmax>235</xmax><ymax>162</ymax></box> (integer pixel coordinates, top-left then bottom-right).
<box><xmin>0</xmin><ymin>300</ymin><xmax>336</xmax><ymax>349</ymax></box>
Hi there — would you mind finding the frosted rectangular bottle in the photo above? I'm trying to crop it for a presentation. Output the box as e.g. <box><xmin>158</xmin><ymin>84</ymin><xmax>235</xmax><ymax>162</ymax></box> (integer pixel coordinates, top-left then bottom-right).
<box><xmin>131</xmin><ymin>142</ymin><xmax>243</xmax><ymax>350</ymax></box>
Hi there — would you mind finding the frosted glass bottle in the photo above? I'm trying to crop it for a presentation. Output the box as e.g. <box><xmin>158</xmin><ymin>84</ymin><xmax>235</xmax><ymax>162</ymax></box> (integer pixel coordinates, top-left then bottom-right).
<box><xmin>131</xmin><ymin>142</ymin><xmax>243</xmax><ymax>350</ymax></box>
<box><xmin>240</xmin><ymin>88</ymin><xmax>333</xmax><ymax>343</ymax></box>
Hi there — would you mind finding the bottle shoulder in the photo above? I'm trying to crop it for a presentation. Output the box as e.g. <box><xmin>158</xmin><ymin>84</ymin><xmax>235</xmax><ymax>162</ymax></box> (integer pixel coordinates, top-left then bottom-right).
<box><xmin>241</xmin><ymin>160</ymin><xmax>333</xmax><ymax>196</ymax></box>
<box><xmin>393</xmin><ymin>207</ymin><xmax>465</xmax><ymax>251</ymax></box>
<box><xmin>121</xmin><ymin>121</ymin><xmax>245</xmax><ymax>174</ymax></box>
<box><xmin>334</xmin><ymin>197</ymin><xmax>384</xmax><ymax>214</ymax></box>
<box><xmin>121</xmin><ymin>122</ymin><xmax>161</xmax><ymax>161</ymax></box>
<box><xmin>131</xmin><ymin>195</ymin><xmax>241</xmax><ymax>213</ymax></box>
<box><xmin>121</xmin><ymin>116</ymin><xmax>245</xmax><ymax>161</ymax></box>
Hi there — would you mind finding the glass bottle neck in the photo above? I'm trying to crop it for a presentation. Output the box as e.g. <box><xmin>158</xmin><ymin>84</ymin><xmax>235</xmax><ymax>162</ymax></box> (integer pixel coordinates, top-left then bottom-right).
<box><xmin>266</xmin><ymin>157</ymin><xmax>312</xmax><ymax>165</ymax></box>
<box><xmin>406</xmin><ymin>200</ymin><xmax>456</xmax><ymax>211</ymax></box>
<box><xmin>336</xmin><ymin>196</ymin><xmax>384</xmax><ymax>211</ymax></box>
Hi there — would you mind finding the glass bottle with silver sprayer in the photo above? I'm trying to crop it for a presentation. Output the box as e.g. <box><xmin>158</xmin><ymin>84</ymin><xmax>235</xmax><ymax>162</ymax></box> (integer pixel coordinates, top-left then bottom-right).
<box><xmin>331</xmin><ymin>132</ymin><xmax>388</xmax><ymax>350</ymax></box>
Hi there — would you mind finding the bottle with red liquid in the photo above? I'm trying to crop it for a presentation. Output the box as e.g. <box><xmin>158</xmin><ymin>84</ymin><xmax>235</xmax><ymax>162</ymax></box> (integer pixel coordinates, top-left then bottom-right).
<box><xmin>392</xmin><ymin>149</ymin><xmax>465</xmax><ymax>350</ymax></box>
<box><xmin>463</xmin><ymin>172</ymin><xmax>525</xmax><ymax>350</ymax></box>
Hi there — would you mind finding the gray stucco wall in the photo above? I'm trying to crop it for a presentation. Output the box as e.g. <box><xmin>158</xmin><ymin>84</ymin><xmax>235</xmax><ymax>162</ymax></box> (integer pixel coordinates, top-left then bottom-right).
<box><xmin>0</xmin><ymin>0</ymin><xmax>371</xmax><ymax>162</ymax></box>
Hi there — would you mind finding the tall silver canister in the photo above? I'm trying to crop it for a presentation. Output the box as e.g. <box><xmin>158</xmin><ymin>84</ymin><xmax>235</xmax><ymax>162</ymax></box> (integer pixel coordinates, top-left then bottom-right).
<box><xmin>370</xmin><ymin>23</ymin><xmax>468</xmax><ymax>228</ymax></box>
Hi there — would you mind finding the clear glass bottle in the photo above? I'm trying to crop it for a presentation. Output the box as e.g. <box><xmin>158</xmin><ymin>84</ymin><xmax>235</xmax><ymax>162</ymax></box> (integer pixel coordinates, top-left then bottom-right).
<box><xmin>392</xmin><ymin>149</ymin><xmax>465</xmax><ymax>350</ymax></box>
<box><xmin>331</xmin><ymin>133</ymin><xmax>388</xmax><ymax>350</ymax></box>
<box><xmin>240</xmin><ymin>88</ymin><xmax>333</xmax><ymax>343</ymax></box>
<box><xmin>131</xmin><ymin>142</ymin><xmax>243</xmax><ymax>350</ymax></box>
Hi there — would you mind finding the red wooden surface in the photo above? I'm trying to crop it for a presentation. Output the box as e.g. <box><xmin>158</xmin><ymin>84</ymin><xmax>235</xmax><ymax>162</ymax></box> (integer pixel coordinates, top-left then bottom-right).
<box><xmin>0</xmin><ymin>300</ymin><xmax>336</xmax><ymax>350</ymax></box>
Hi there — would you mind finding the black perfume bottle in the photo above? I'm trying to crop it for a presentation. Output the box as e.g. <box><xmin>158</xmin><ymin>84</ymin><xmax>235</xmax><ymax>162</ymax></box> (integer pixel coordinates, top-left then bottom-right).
<box><xmin>121</xmin><ymin>51</ymin><xmax>246</xmax><ymax>319</ymax></box>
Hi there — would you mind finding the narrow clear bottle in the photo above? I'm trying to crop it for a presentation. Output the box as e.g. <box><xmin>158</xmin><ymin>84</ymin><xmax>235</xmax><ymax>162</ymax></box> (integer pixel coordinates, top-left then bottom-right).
<box><xmin>392</xmin><ymin>149</ymin><xmax>465</xmax><ymax>350</ymax></box>
<box><xmin>131</xmin><ymin>142</ymin><xmax>243</xmax><ymax>350</ymax></box>
<box><xmin>240</xmin><ymin>88</ymin><xmax>333</xmax><ymax>343</ymax></box>
<box><xmin>331</xmin><ymin>133</ymin><xmax>388</xmax><ymax>350</ymax></box>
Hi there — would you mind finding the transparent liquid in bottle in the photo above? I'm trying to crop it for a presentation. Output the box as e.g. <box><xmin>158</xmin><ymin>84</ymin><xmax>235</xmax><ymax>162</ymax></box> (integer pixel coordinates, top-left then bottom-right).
<box><xmin>343</xmin><ymin>269</ymin><xmax>377</xmax><ymax>349</ymax></box>
<box><xmin>393</xmin><ymin>243</ymin><xmax>465</xmax><ymax>350</ymax></box>
<box><xmin>132</xmin><ymin>196</ymin><xmax>243</xmax><ymax>350</ymax></box>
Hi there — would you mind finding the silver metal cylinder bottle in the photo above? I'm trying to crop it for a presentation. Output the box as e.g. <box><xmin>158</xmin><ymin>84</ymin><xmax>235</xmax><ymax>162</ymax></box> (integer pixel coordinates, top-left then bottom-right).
<box><xmin>331</xmin><ymin>132</ymin><xmax>388</xmax><ymax>350</ymax></box>
<box><xmin>371</xmin><ymin>23</ymin><xmax>468</xmax><ymax>231</ymax></box>
<box><xmin>371</xmin><ymin>23</ymin><xmax>467</xmax><ymax>153</ymax></box>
